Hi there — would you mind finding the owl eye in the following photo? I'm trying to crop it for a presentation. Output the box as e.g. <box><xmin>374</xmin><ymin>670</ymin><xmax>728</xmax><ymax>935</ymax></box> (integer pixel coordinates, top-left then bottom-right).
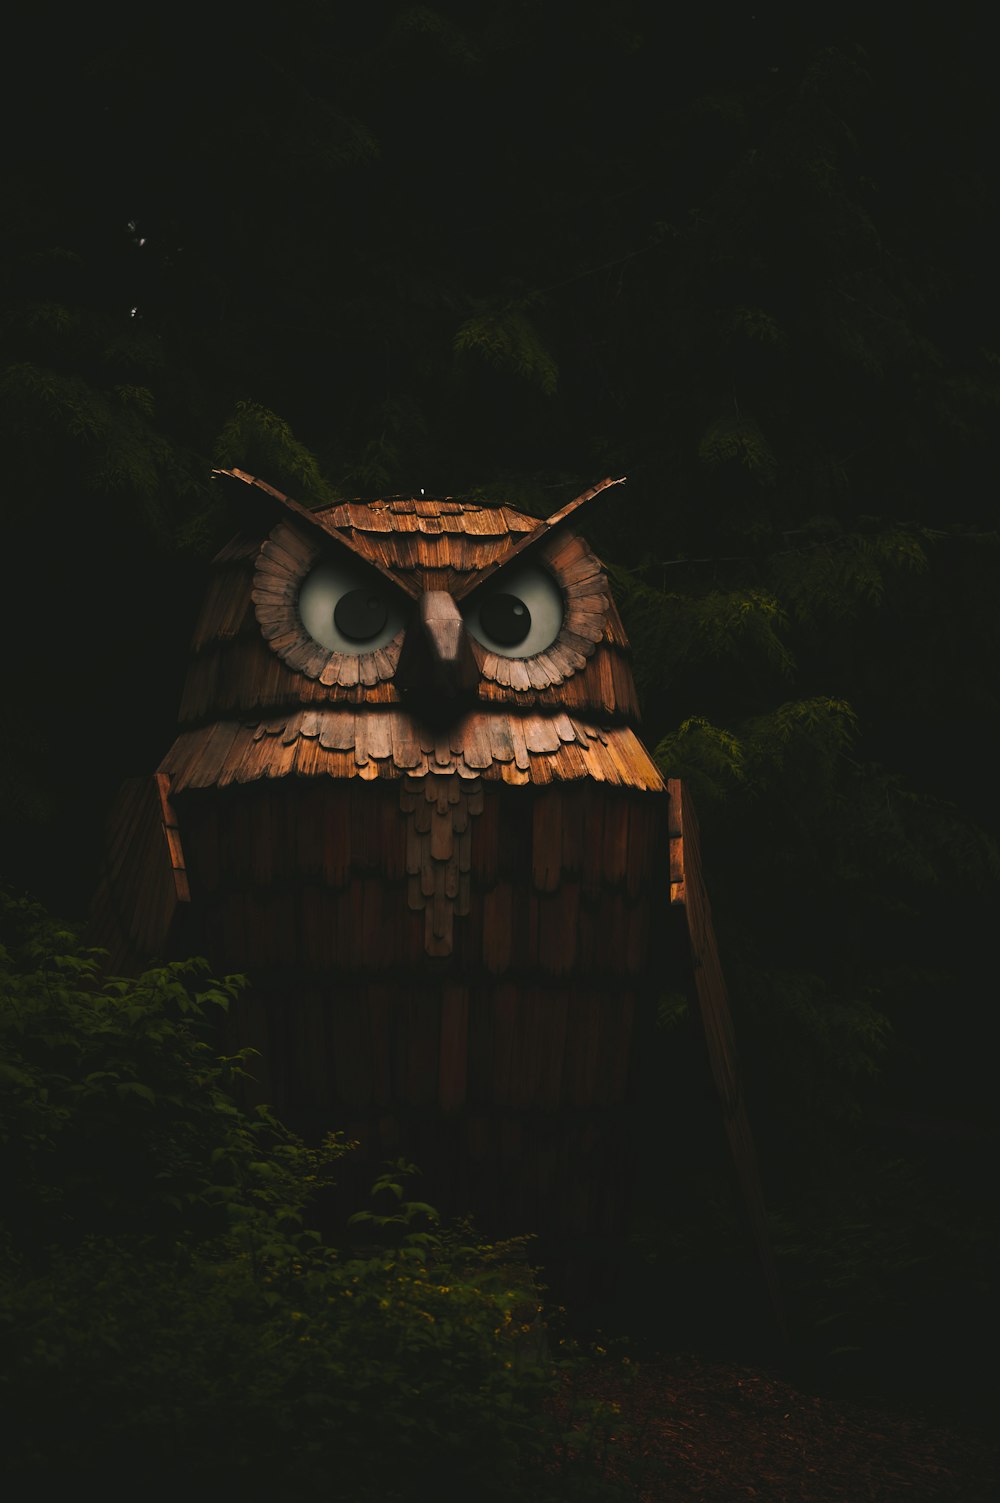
<box><xmin>463</xmin><ymin>563</ymin><xmax>564</xmax><ymax>658</ymax></box>
<box><xmin>298</xmin><ymin>561</ymin><xmax>405</xmax><ymax>653</ymax></box>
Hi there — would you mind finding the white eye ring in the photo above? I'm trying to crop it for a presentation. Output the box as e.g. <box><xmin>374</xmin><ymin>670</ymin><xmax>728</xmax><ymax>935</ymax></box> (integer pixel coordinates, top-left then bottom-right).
<box><xmin>463</xmin><ymin>563</ymin><xmax>564</xmax><ymax>658</ymax></box>
<box><xmin>298</xmin><ymin>562</ymin><xmax>405</xmax><ymax>654</ymax></box>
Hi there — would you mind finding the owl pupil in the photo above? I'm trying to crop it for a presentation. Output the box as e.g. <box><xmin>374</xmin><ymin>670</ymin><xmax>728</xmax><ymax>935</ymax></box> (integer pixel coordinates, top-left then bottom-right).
<box><xmin>480</xmin><ymin>592</ymin><xmax>532</xmax><ymax>647</ymax></box>
<box><xmin>334</xmin><ymin>589</ymin><xmax>389</xmax><ymax>641</ymax></box>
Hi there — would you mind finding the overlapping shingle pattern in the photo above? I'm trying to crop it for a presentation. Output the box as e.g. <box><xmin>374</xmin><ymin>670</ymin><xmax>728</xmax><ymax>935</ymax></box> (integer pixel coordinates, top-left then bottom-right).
<box><xmin>170</xmin><ymin>494</ymin><xmax>658</xmax><ymax>792</ymax></box>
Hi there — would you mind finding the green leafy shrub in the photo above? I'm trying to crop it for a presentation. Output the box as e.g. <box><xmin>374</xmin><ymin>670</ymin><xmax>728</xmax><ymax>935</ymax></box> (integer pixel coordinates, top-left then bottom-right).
<box><xmin>0</xmin><ymin>889</ymin><xmax>636</xmax><ymax>1499</ymax></box>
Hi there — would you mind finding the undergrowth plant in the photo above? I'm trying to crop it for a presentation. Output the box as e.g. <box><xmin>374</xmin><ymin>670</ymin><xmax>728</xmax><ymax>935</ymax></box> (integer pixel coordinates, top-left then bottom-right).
<box><xmin>0</xmin><ymin>888</ymin><xmax>651</xmax><ymax>1500</ymax></box>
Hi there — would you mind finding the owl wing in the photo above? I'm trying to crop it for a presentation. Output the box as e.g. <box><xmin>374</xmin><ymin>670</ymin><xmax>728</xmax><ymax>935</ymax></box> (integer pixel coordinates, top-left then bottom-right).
<box><xmin>667</xmin><ymin>778</ymin><xmax>788</xmax><ymax>1349</ymax></box>
<box><xmin>88</xmin><ymin>774</ymin><xmax>191</xmax><ymax>973</ymax></box>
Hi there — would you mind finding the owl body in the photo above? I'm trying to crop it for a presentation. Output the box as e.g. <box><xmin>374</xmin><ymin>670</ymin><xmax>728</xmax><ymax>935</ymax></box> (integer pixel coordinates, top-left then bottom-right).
<box><xmin>92</xmin><ymin>478</ymin><xmax>676</xmax><ymax>1252</ymax></box>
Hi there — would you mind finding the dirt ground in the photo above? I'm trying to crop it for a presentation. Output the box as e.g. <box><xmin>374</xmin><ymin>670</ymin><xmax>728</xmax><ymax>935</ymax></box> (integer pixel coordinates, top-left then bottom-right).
<box><xmin>545</xmin><ymin>1350</ymin><xmax>997</xmax><ymax>1502</ymax></box>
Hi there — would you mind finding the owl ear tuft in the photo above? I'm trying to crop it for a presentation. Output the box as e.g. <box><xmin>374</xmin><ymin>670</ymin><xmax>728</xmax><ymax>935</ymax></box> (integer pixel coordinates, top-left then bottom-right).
<box><xmin>211</xmin><ymin>468</ymin><xmax>419</xmax><ymax>599</ymax></box>
<box><xmin>453</xmin><ymin>475</ymin><xmax>626</xmax><ymax>602</ymax></box>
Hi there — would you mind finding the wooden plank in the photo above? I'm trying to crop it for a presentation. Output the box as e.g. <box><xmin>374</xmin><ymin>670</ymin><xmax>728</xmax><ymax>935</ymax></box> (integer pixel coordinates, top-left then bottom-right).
<box><xmin>531</xmin><ymin>793</ymin><xmax>562</xmax><ymax>893</ymax></box>
<box><xmin>470</xmin><ymin>790</ymin><xmax>499</xmax><ymax>882</ymax></box>
<box><xmin>626</xmin><ymin>898</ymin><xmax>648</xmax><ymax>977</ymax></box>
<box><xmin>560</xmin><ymin>625</ymin><xmax>601</xmax><ymax>656</ymax></box>
<box><xmin>257</xmin><ymin>525</ymin><xmax>316</xmax><ymax>576</ymax></box>
<box><xmin>250</xmin><ymin>790</ymin><xmax>273</xmax><ymax>886</ymax></box>
<box><xmin>596</xmin><ymin>649</ymin><xmax>618</xmax><ymax>712</ymax></box>
<box><xmin>624</xmin><ymin>795</ymin><xmax>647</xmax><ymax>898</ymax></box>
<box><xmin>508</xmin><ymin>715</ymin><xmax>530</xmax><ymax>771</ymax></box>
<box><xmin>261</xmin><ymin>737</ymin><xmax>299</xmax><ymax>781</ymax></box>
<box><xmin>547</xmin><ymin>640</ymin><xmax>589</xmax><ymax>676</ymax></box>
<box><xmin>390</xmin><ymin>711</ymin><xmax>424</xmax><ymax>770</ymax></box>
<box><xmin>290</xmin><ymin>782</ymin><xmax>319</xmax><ymax>874</ymax></box>
<box><xmin>523</xmin><ymin>716</ymin><xmax>560</xmax><ymax>754</ymax></box>
<box><xmin>532</xmin><ymin>649</ymin><xmax>564</xmax><ymax>687</ymax></box>
<box><xmin>564</xmin><ymin>591</ymin><xmax>610</xmax><ymax>618</ymax></box>
<box><xmin>487</xmin><ymin>715</ymin><xmax>515</xmax><ymax>764</ymax></box>
<box><xmin>337</xmin><ymin>653</ymin><xmax>361</xmax><ymax>688</ymax></box>
<box><xmin>300</xmin><ymin>885</ymin><xmax>324</xmax><ymax>970</ymax></box>
<box><xmin>548</xmin><ymin>737</ymin><xmax>591</xmax><ymax>783</ymax></box>
<box><xmin>481</xmin><ymin>884</ymin><xmax>512</xmax><ymax>973</ymax></box>
<box><xmin>176</xmin><ymin>721</ymin><xmax>243</xmax><ymax>790</ymax></box>
<box><xmin>537</xmin><ymin>990</ymin><xmax>568</xmax><ymax>1107</ymax></box>
<box><xmin>333</xmin><ymin>885</ymin><xmax>353</xmax><ymax>969</ymax></box>
<box><xmin>558</xmin><ymin>786</ymin><xmax>584</xmax><ymax>874</ymax></box>
<box><xmin>191</xmin><ymin>569</ymin><xmax>253</xmax><ymax>650</ymax></box>
<box><xmin>580</xmin><ymin>787</ymin><xmax>606</xmax><ymax>895</ymax></box>
<box><xmin>382</xmin><ymin>793</ymin><xmax>406</xmax><ymax>880</ymax></box>
<box><xmin>500</xmin><ymin>877</ymin><xmax>531</xmax><ymax>971</ymax></box>
<box><xmin>601</xmin><ymin>795</ymin><xmax>630</xmax><ymax>885</ymax></box>
<box><xmin>465</xmin><ymin>988</ymin><xmax>493</xmax><ymax>1108</ymax></box>
<box><xmin>566</xmin><ymin>990</ymin><xmax>600</xmax><ymax>1108</ymax></box>
<box><xmin>362</xmin><ymin>877</ymin><xmax>383</xmax><ymax>967</ymax></box>
<box><xmin>550</xmin><ymin>547</ymin><xmax>607</xmax><ymax>587</ymax></box>
<box><xmin>610</xmin><ymin>650</ymin><xmax>640</xmax><ymax>718</ymax></box>
<box><xmin>321</xmin><ymin>790</ymin><xmax>350</xmax><ymax>886</ymax></box>
<box><xmin>490</xmin><ymin>984</ymin><xmax>517</xmax><ymax>1104</ymax></box>
<box><xmin>438</xmin><ymin>984</ymin><xmax>469</xmax><ymax>1112</ymax></box>
<box><xmin>318</xmin><ymin>655</ymin><xmax>344</xmax><ymax>687</ymax></box>
<box><xmin>539</xmin><ymin>881</ymin><xmax>580</xmax><ymax>975</ymax></box>
<box><xmin>407</xmin><ymin>987</ymin><xmax>440</xmax><ymax>1107</ymax></box>
<box><xmin>350</xmin><ymin>780</ymin><xmax>378</xmax><ymax>870</ymax></box>
<box><xmin>367</xmin><ymin>984</ymin><xmax>394</xmax><ymax>1108</ymax></box>
<box><xmin>363</xmin><ymin>711</ymin><xmax>393</xmax><ymax>761</ymax></box>
<box><xmin>597</xmin><ymin>892</ymin><xmax>629</xmax><ymax>976</ymax></box>
<box><xmin>524</xmin><ymin>656</ymin><xmax>550</xmax><ymax>691</ymax></box>
<box><xmin>455</xmin><ymin>713</ymin><xmax>491</xmax><ymax>770</ymax></box>
<box><xmin>428</xmin><ymin>885</ymin><xmax>453</xmax><ymax>953</ymax></box>
<box><xmin>527</xmin><ymin>750</ymin><xmax>554</xmax><ymax>784</ymax></box>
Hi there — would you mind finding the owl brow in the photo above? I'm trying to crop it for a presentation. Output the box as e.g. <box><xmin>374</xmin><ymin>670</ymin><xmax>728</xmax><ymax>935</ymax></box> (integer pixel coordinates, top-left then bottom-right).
<box><xmin>451</xmin><ymin>475</ymin><xmax>626</xmax><ymax>602</ymax></box>
<box><xmin>213</xmin><ymin>468</ymin><xmax>421</xmax><ymax>601</ymax></box>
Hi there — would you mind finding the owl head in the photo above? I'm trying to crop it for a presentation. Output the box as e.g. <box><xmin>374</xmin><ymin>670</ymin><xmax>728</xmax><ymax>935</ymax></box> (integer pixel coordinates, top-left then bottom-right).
<box><xmin>187</xmin><ymin>465</ymin><xmax>640</xmax><ymax>718</ymax></box>
<box><xmin>164</xmin><ymin>469</ymin><xmax>661</xmax><ymax>794</ymax></box>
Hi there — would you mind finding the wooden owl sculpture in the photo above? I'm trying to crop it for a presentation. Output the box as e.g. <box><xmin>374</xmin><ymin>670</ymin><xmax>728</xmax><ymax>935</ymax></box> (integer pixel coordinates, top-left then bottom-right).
<box><xmin>92</xmin><ymin>469</ymin><xmax>775</xmax><ymax>1300</ymax></box>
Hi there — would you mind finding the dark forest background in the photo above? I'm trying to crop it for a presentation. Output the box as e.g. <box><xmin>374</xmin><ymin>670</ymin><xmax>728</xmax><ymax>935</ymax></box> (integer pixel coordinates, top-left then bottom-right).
<box><xmin>1</xmin><ymin>0</ymin><xmax>998</xmax><ymax>1483</ymax></box>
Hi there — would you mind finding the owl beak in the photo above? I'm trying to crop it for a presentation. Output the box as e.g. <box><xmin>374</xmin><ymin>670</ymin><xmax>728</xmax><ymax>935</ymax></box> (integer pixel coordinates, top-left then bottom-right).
<box><xmin>396</xmin><ymin>591</ymin><xmax>479</xmax><ymax>711</ymax></box>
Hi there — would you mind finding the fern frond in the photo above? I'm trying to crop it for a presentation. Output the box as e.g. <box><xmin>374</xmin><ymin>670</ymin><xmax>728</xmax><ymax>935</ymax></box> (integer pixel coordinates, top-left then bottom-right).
<box><xmin>698</xmin><ymin>414</ymin><xmax>776</xmax><ymax>483</ymax></box>
<box><xmin>213</xmin><ymin>401</ymin><xmax>333</xmax><ymax>502</ymax></box>
<box><xmin>453</xmin><ymin>303</ymin><xmax>558</xmax><ymax>395</ymax></box>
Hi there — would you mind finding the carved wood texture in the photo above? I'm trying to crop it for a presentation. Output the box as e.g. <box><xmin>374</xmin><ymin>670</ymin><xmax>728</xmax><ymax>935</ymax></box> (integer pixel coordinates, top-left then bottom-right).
<box><xmin>161</xmin><ymin>775</ymin><xmax>670</xmax><ymax>1240</ymax></box>
<box><xmin>92</xmin><ymin>490</ymin><xmax>671</xmax><ymax>1245</ymax></box>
